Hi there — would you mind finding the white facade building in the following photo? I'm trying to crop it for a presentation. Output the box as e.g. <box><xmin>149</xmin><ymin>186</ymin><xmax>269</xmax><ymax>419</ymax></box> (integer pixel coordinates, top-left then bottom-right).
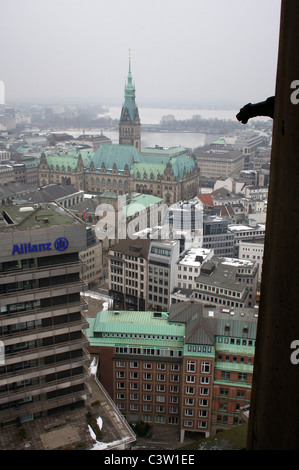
<box><xmin>239</xmin><ymin>237</ymin><xmax>264</xmax><ymax>284</ymax></box>
<box><xmin>176</xmin><ymin>247</ymin><xmax>214</xmax><ymax>291</ymax></box>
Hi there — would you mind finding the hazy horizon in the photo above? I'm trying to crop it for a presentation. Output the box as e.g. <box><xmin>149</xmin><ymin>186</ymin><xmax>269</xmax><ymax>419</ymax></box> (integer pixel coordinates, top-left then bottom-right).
<box><xmin>0</xmin><ymin>0</ymin><xmax>282</xmax><ymax>109</ymax></box>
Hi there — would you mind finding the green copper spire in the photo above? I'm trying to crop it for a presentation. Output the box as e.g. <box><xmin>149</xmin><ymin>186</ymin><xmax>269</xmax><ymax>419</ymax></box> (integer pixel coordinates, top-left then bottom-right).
<box><xmin>127</xmin><ymin>48</ymin><xmax>133</xmax><ymax>86</ymax></box>
<box><xmin>119</xmin><ymin>49</ymin><xmax>141</xmax><ymax>150</ymax></box>
<box><xmin>121</xmin><ymin>49</ymin><xmax>138</xmax><ymax>122</ymax></box>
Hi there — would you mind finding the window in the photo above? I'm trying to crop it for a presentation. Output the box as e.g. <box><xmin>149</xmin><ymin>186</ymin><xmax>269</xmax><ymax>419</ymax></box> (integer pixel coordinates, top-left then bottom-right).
<box><xmin>201</xmin><ymin>376</ymin><xmax>210</xmax><ymax>384</ymax></box>
<box><xmin>143</xmin><ymin>395</ymin><xmax>152</xmax><ymax>401</ymax></box>
<box><xmin>130</xmin><ymin>383</ymin><xmax>138</xmax><ymax>390</ymax></box>
<box><xmin>169</xmin><ymin>407</ymin><xmax>178</xmax><ymax>414</ymax></box>
<box><xmin>130</xmin><ymin>372</ymin><xmax>139</xmax><ymax>379</ymax></box>
<box><xmin>184</xmin><ymin>420</ymin><xmax>193</xmax><ymax>428</ymax></box>
<box><xmin>186</xmin><ymin>375</ymin><xmax>195</xmax><ymax>383</ymax></box>
<box><xmin>156</xmin><ymin>395</ymin><xmax>165</xmax><ymax>403</ymax></box>
<box><xmin>238</xmin><ymin>373</ymin><xmax>248</xmax><ymax>382</ymax></box>
<box><xmin>221</xmin><ymin>371</ymin><xmax>230</xmax><ymax>380</ymax></box>
<box><xmin>187</xmin><ymin>361</ymin><xmax>196</xmax><ymax>372</ymax></box>
<box><xmin>130</xmin><ymin>394</ymin><xmax>138</xmax><ymax>400</ymax></box>
<box><xmin>185</xmin><ymin>398</ymin><xmax>194</xmax><ymax>406</ymax></box>
<box><xmin>198</xmin><ymin>421</ymin><xmax>207</xmax><ymax>429</ymax></box>
<box><xmin>157</xmin><ymin>384</ymin><xmax>165</xmax><ymax>392</ymax></box>
<box><xmin>150</xmin><ymin>246</ymin><xmax>171</xmax><ymax>257</ymax></box>
<box><xmin>199</xmin><ymin>399</ymin><xmax>208</xmax><ymax>407</ymax></box>
<box><xmin>157</xmin><ymin>374</ymin><xmax>165</xmax><ymax>381</ymax></box>
<box><xmin>201</xmin><ymin>362</ymin><xmax>211</xmax><ymax>373</ymax></box>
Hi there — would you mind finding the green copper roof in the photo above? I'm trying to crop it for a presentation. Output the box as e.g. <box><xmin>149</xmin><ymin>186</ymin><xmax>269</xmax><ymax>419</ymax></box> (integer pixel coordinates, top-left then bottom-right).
<box><xmin>125</xmin><ymin>194</ymin><xmax>163</xmax><ymax>217</ymax></box>
<box><xmin>45</xmin><ymin>154</ymin><xmax>80</xmax><ymax>171</ymax></box>
<box><xmin>131</xmin><ymin>162</ymin><xmax>167</xmax><ymax>181</ymax></box>
<box><xmin>90</xmin><ymin>144</ymin><xmax>196</xmax><ymax>181</ymax></box>
<box><xmin>86</xmin><ymin>310</ymin><xmax>185</xmax><ymax>349</ymax></box>
<box><xmin>91</xmin><ymin>144</ymin><xmax>142</xmax><ymax>171</ymax></box>
<box><xmin>132</xmin><ymin>155</ymin><xmax>196</xmax><ymax>181</ymax></box>
<box><xmin>171</xmin><ymin>155</ymin><xmax>196</xmax><ymax>180</ymax></box>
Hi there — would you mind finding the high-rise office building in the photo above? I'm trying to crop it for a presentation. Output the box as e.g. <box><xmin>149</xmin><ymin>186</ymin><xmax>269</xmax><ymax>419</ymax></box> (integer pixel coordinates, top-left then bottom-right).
<box><xmin>0</xmin><ymin>203</ymin><xmax>90</xmax><ymax>426</ymax></box>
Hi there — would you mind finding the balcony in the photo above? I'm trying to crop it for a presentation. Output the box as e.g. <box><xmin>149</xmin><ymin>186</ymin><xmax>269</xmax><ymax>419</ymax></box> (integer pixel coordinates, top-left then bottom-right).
<box><xmin>0</xmin><ymin>315</ymin><xmax>89</xmax><ymax>343</ymax></box>
<box><xmin>3</xmin><ymin>336</ymin><xmax>90</xmax><ymax>363</ymax></box>
<box><xmin>0</xmin><ymin>366</ymin><xmax>91</xmax><ymax>404</ymax></box>
<box><xmin>0</xmin><ymin>347</ymin><xmax>91</xmax><ymax>382</ymax></box>
<box><xmin>0</xmin><ymin>260</ymin><xmax>83</xmax><ymax>280</ymax></box>
<box><xmin>0</xmin><ymin>301</ymin><xmax>84</xmax><ymax>323</ymax></box>
<box><xmin>0</xmin><ymin>381</ymin><xmax>91</xmax><ymax>423</ymax></box>
<box><xmin>0</xmin><ymin>281</ymin><xmax>83</xmax><ymax>302</ymax></box>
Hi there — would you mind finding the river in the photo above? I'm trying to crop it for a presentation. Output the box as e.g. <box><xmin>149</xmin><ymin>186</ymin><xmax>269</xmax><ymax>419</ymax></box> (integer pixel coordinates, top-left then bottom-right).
<box><xmin>52</xmin><ymin>105</ymin><xmax>269</xmax><ymax>150</ymax></box>
<box><xmin>100</xmin><ymin>105</ymin><xmax>240</xmax><ymax>149</ymax></box>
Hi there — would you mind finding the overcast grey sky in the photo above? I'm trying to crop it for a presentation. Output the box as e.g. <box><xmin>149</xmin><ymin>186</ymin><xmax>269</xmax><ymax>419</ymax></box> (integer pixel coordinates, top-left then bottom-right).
<box><xmin>0</xmin><ymin>0</ymin><xmax>282</xmax><ymax>108</ymax></box>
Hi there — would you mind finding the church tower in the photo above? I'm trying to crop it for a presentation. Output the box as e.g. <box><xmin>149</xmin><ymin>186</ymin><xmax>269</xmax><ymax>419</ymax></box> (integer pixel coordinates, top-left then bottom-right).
<box><xmin>119</xmin><ymin>51</ymin><xmax>141</xmax><ymax>151</ymax></box>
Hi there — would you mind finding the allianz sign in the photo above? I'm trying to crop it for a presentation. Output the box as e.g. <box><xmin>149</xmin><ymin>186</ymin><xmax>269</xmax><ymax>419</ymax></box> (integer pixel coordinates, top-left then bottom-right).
<box><xmin>12</xmin><ymin>237</ymin><xmax>69</xmax><ymax>255</ymax></box>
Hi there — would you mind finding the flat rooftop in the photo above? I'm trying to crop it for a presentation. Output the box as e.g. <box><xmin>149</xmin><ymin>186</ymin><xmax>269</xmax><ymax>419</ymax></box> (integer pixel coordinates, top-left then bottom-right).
<box><xmin>0</xmin><ymin>203</ymin><xmax>82</xmax><ymax>231</ymax></box>
<box><xmin>195</xmin><ymin>257</ymin><xmax>255</xmax><ymax>292</ymax></box>
<box><xmin>178</xmin><ymin>247</ymin><xmax>213</xmax><ymax>267</ymax></box>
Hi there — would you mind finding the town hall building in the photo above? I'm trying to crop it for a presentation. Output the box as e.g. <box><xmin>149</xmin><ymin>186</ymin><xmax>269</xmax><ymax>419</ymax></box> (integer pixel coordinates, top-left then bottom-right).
<box><xmin>38</xmin><ymin>57</ymin><xmax>200</xmax><ymax>205</ymax></box>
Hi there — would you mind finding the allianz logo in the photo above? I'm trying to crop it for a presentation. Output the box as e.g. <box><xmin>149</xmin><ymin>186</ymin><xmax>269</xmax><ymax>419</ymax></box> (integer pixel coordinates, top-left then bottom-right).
<box><xmin>12</xmin><ymin>237</ymin><xmax>69</xmax><ymax>255</ymax></box>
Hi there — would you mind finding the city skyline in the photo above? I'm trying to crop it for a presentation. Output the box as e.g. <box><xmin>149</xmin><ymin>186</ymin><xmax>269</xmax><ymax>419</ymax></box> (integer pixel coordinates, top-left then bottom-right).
<box><xmin>0</xmin><ymin>0</ymin><xmax>281</xmax><ymax>108</ymax></box>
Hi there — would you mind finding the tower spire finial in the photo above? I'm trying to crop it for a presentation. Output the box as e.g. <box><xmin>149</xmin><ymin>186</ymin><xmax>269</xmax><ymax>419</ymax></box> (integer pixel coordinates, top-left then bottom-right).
<box><xmin>127</xmin><ymin>48</ymin><xmax>132</xmax><ymax>84</ymax></box>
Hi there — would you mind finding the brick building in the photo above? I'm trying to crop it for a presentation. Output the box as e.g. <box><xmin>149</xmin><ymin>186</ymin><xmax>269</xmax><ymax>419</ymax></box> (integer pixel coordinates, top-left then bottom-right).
<box><xmin>86</xmin><ymin>301</ymin><xmax>257</xmax><ymax>441</ymax></box>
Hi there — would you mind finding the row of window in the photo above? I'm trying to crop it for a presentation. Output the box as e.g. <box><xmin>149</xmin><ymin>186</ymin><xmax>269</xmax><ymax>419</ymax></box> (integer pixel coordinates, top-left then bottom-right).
<box><xmin>220</xmin><ymin>372</ymin><xmax>249</xmax><ymax>382</ymax></box>
<box><xmin>116</xmin><ymin>361</ymin><xmax>180</xmax><ymax>370</ymax></box>
<box><xmin>178</xmin><ymin>265</ymin><xmax>199</xmax><ymax>273</ymax></box>
<box><xmin>115</xmin><ymin>347</ymin><xmax>182</xmax><ymax>357</ymax></box>
<box><xmin>217</xmin><ymin>336</ymin><xmax>254</xmax><ymax>347</ymax></box>
<box><xmin>148</xmin><ymin>294</ymin><xmax>168</xmax><ymax>305</ymax></box>
<box><xmin>149</xmin><ymin>266</ymin><xmax>169</xmax><ymax>276</ymax></box>
<box><xmin>117</xmin><ymin>382</ymin><xmax>179</xmax><ymax>391</ymax></box>
<box><xmin>193</xmin><ymin>292</ymin><xmax>245</xmax><ymax>308</ymax></box>
<box><xmin>218</xmin><ymin>354</ymin><xmax>253</xmax><ymax>365</ymax></box>
<box><xmin>109</xmin><ymin>333</ymin><xmax>180</xmax><ymax>341</ymax></box>
<box><xmin>196</xmin><ymin>283</ymin><xmax>243</xmax><ymax>298</ymax></box>
<box><xmin>86</xmin><ymin>177</ymin><xmax>129</xmax><ymax>189</ymax></box>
